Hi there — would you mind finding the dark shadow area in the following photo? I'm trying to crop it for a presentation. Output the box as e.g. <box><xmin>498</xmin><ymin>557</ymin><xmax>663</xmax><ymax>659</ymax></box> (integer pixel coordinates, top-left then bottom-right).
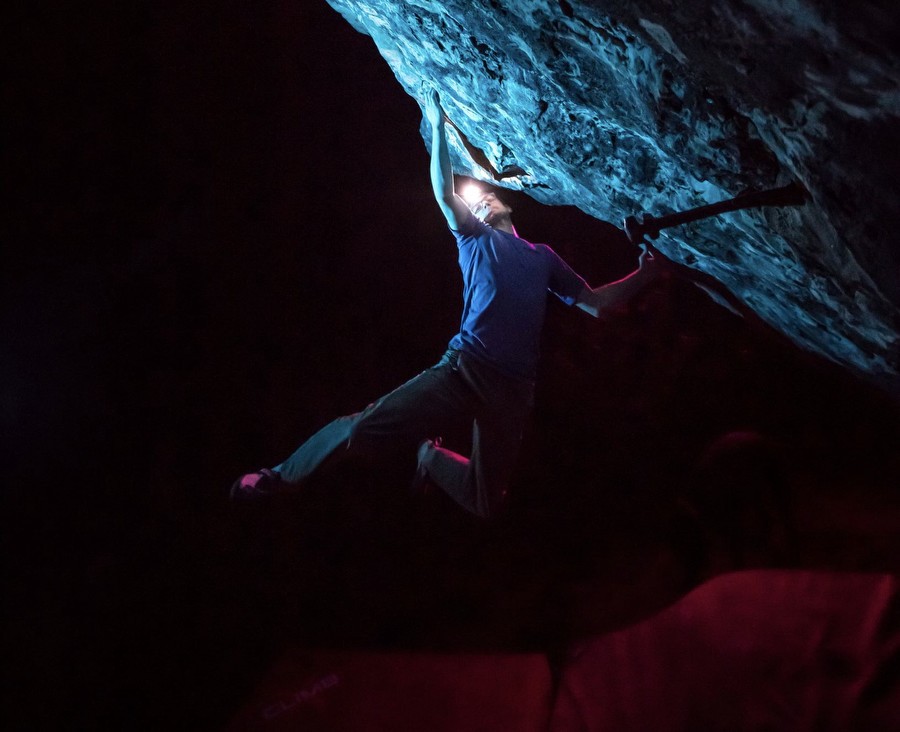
<box><xmin>4</xmin><ymin>2</ymin><xmax>899</xmax><ymax>729</ymax></box>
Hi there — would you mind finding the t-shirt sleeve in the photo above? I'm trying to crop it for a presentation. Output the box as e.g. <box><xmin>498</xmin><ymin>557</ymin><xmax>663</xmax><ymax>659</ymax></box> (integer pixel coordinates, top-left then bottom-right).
<box><xmin>450</xmin><ymin>209</ymin><xmax>488</xmax><ymax>245</ymax></box>
<box><xmin>544</xmin><ymin>246</ymin><xmax>588</xmax><ymax>306</ymax></box>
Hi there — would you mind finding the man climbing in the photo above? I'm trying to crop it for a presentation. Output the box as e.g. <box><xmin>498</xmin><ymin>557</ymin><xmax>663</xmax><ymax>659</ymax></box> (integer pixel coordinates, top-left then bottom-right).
<box><xmin>231</xmin><ymin>89</ymin><xmax>663</xmax><ymax>518</ymax></box>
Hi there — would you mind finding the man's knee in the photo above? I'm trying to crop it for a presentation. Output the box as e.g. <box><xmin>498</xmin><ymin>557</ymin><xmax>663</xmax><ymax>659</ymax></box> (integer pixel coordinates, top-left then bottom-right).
<box><xmin>345</xmin><ymin>404</ymin><xmax>401</xmax><ymax>455</ymax></box>
<box><xmin>344</xmin><ymin>411</ymin><xmax>376</xmax><ymax>454</ymax></box>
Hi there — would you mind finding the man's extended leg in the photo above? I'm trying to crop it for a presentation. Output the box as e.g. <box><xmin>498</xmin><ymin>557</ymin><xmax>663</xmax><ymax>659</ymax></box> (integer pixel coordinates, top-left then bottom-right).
<box><xmin>273</xmin><ymin>414</ymin><xmax>358</xmax><ymax>484</ymax></box>
<box><xmin>232</xmin><ymin>349</ymin><xmax>474</xmax><ymax>499</ymax></box>
<box><xmin>232</xmin><ymin>412</ymin><xmax>365</xmax><ymax>500</ymax></box>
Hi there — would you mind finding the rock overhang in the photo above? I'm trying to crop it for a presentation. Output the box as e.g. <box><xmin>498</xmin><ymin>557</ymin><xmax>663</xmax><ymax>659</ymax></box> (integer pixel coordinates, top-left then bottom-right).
<box><xmin>325</xmin><ymin>0</ymin><xmax>900</xmax><ymax>391</ymax></box>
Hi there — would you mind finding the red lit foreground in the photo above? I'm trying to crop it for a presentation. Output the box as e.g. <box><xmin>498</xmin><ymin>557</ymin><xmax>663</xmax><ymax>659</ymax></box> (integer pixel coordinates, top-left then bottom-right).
<box><xmin>226</xmin><ymin>650</ymin><xmax>553</xmax><ymax>731</ymax></box>
<box><xmin>228</xmin><ymin>571</ymin><xmax>900</xmax><ymax>731</ymax></box>
<box><xmin>551</xmin><ymin>570</ymin><xmax>900</xmax><ymax>731</ymax></box>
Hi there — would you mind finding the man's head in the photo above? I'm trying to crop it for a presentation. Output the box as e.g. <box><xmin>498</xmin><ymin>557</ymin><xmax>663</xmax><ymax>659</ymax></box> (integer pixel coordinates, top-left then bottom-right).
<box><xmin>472</xmin><ymin>191</ymin><xmax>513</xmax><ymax>227</ymax></box>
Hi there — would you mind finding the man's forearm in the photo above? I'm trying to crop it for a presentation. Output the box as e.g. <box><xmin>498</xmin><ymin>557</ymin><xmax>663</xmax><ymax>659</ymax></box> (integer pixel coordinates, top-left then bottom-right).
<box><xmin>424</xmin><ymin>90</ymin><xmax>468</xmax><ymax>229</ymax></box>
<box><xmin>578</xmin><ymin>266</ymin><xmax>654</xmax><ymax>317</ymax></box>
<box><xmin>430</xmin><ymin>120</ymin><xmax>454</xmax><ymax>203</ymax></box>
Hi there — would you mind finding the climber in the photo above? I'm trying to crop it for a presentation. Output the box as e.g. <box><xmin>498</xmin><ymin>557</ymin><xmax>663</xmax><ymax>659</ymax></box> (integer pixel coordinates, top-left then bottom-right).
<box><xmin>230</xmin><ymin>89</ymin><xmax>664</xmax><ymax>518</ymax></box>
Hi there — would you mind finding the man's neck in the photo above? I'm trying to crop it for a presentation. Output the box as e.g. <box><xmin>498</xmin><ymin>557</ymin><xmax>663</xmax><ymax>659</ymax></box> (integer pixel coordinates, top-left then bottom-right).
<box><xmin>492</xmin><ymin>217</ymin><xmax>516</xmax><ymax>235</ymax></box>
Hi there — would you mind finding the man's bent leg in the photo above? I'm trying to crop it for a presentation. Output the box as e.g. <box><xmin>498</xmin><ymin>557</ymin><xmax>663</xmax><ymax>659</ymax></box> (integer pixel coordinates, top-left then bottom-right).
<box><xmin>419</xmin><ymin>412</ymin><xmax>525</xmax><ymax>519</ymax></box>
<box><xmin>418</xmin><ymin>355</ymin><xmax>533</xmax><ymax>518</ymax></box>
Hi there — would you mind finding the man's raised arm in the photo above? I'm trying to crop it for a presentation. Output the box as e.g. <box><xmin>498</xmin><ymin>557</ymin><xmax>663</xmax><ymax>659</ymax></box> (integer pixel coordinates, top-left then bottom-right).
<box><xmin>424</xmin><ymin>89</ymin><xmax>470</xmax><ymax>230</ymax></box>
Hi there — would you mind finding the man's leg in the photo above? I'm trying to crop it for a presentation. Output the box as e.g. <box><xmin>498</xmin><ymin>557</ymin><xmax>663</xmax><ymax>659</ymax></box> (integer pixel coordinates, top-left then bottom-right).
<box><xmin>234</xmin><ymin>349</ymin><xmax>474</xmax><ymax>498</ymax></box>
<box><xmin>273</xmin><ymin>414</ymin><xmax>358</xmax><ymax>484</ymax></box>
<box><xmin>231</xmin><ymin>414</ymin><xmax>355</xmax><ymax>499</ymax></box>
<box><xmin>418</xmin><ymin>415</ymin><xmax>523</xmax><ymax>518</ymax></box>
<box><xmin>417</xmin><ymin>354</ymin><xmax>533</xmax><ymax>518</ymax></box>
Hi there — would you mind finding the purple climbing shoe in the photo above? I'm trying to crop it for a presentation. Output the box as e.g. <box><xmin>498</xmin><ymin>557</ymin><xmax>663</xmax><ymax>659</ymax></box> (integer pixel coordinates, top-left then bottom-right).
<box><xmin>230</xmin><ymin>468</ymin><xmax>282</xmax><ymax>501</ymax></box>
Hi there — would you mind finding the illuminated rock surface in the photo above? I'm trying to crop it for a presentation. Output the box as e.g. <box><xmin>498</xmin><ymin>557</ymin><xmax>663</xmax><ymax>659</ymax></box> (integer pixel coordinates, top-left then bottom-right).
<box><xmin>326</xmin><ymin>0</ymin><xmax>899</xmax><ymax>388</ymax></box>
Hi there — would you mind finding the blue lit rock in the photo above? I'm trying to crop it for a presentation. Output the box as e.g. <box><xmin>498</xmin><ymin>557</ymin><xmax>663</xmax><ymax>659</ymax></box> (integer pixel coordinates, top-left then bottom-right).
<box><xmin>326</xmin><ymin>0</ymin><xmax>899</xmax><ymax>388</ymax></box>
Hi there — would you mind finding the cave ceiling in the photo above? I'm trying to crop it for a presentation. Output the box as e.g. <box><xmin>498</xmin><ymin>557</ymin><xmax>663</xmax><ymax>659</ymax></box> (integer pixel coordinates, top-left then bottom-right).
<box><xmin>326</xmin><ymin>0</ymin><xmax>900</xmax><ymax>390</ymax></box>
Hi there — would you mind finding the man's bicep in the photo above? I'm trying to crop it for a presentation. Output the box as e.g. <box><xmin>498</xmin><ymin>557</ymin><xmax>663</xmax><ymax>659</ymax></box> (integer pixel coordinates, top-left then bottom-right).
<box><xmin>441</xmin><ymin>195</ymin><xmax>480</xmax><ymax>234</ymax></box>
<box><xmin>547</xmin><ymin>250</ymin><xmax>590</xmax><ymax>306</ymax></box>
<box><xmin>438</xmin><ymin>193</ymin><xmax>471</xmax><ymax>231</ymax></box>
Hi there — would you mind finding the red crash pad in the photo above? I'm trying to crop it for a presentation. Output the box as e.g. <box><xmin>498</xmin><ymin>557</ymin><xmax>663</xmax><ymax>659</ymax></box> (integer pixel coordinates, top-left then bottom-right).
<box><xmin>226</xmin><ymin>650</ymin><xmax>553</xmax><ymax>731</ymax></box>
<box><xmin>551</xmin><ymin>570</ymin><xmax>900</xmax><ymax>731</ymax></box>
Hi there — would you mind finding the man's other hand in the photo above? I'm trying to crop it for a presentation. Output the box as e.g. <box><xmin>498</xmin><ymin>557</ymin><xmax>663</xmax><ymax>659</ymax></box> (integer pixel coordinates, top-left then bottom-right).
<box><xmin>638</xmin><ymin>242</ymin><xmax>671</xmax><ymax>274</ymax></box>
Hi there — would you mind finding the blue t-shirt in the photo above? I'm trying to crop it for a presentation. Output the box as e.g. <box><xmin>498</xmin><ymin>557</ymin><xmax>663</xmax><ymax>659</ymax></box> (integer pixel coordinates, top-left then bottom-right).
<box><xmin>448</xmin><ymin>211</ymin><xmax>587</xmax><ymax>378</ymax></box>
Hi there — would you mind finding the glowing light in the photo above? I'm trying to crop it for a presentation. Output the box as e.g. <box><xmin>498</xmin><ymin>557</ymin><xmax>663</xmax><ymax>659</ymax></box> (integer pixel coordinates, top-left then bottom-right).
<box><xmin>461</xmin><ymin>184</ymin><xmax>484</xmax><ymax>205</ymax></box>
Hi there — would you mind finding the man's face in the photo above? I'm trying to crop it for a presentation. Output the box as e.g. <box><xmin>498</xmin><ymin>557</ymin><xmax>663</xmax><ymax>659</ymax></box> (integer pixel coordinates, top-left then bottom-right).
<box><xmin>472</xmin><ymin>192</ymin><xmax>513</xmax><ymax>223</ymax></box>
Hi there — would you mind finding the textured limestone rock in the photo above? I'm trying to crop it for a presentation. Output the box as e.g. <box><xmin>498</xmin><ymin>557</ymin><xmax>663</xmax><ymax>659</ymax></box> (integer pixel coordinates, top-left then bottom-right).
<box><xmin>326</xmin><ymin>0</ymin><xmax>899</xmax><ymax>388</ymax></box>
